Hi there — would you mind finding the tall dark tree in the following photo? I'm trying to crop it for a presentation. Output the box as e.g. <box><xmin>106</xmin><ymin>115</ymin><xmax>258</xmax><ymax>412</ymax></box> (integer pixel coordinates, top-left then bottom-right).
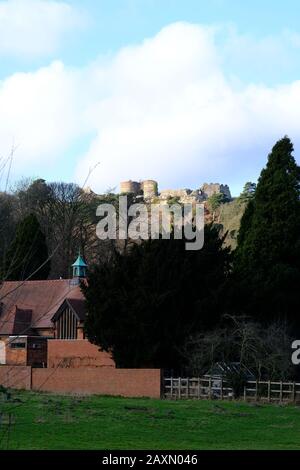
<box><xmin>234</xmin><ymin>136</ymin><xmax>300</xmax><ymax>322</ymax></box>
<box><xmin>83</xmin><ymin>225</ymin><xmax>231</xmax><ymax>369</ymax></box>
<box><xmin>16</xmin><ymin>178</ymin><xmax>51</xmax><ymax>216</ymax></box>
<box><xmin>3</xmin><ymin>213</ymin><xmax>50</xmax><ymax>281</ymax></box>
<box><xmin>0</xmin><ymin>192</ymin><xmax>18</xmax><ymax>269</ymax></box>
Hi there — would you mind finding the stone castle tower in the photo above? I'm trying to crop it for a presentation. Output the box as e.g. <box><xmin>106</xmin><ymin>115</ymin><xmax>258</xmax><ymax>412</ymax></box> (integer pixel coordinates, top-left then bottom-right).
<box><xmin>120</xmin><ymin>180</ymin><xmax>158</xmax><ymax>199</ymax></box>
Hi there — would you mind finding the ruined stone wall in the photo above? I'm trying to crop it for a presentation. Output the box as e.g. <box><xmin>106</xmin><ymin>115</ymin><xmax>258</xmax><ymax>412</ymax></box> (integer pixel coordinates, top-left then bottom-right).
<box><xmin>119</xmin><ymin>180</ymin><xmax>231</xmax><ymax>202</ymax></box>
<box><xmin>201</xmin><ymin>183</ymin><xmax>231</xmax><ymax>200</ymax></box>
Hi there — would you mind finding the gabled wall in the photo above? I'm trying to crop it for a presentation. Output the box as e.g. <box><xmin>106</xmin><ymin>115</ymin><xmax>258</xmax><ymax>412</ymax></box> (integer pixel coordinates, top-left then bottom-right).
<box><xmin>47</xmin><ymin>339</ymin><xmax>115</xmax><ymax>368</ymax></box>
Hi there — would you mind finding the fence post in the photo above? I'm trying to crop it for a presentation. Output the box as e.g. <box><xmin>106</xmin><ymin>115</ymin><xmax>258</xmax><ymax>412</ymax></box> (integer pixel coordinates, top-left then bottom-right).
<box><xmin>170</xmin><ymin>377</ymin><xmax>173</xmax><ymax>400</ymax></box>
<box><xmin>255</xmin><ymin>380</ymin><xmax>258</xmax><ymax>401</ymax></box>
<box><xmin>187</xmin><ymin>378</ymin><xmax>190</xmax><ymax>399</ymax></box>
<box><xmin>209</xmin><ymin>377</ymin><xmax>212</xmax><ymax>399</ymax></box>
<box><xmin>198</xmin><ymin>378</ymin><xmax>201</xmax><ymax>399</ymax></box>
<box><xmin>178</xmin><ymin>377</ymin><xmax>181</xmax><ymax>400</ymax></box>
<box><xmin>30</xmin><ymin>366</ymin><xmax>33</xmax><ymax>391</ymax></box>
<box><xmin>268</xmin><ymin>381</ymin><xmax>271</xmax><ymax>402</ymax></box>
<box><xmin>293</xmin><ymin>382</ymin><xmax>296</xmax><ymax>403</ymax></box>
<box><xmin>243</xmin><ymin>385</ymin><xmax>246</xmax><ymax>401</ymax></box>
<box><xmin>280</xmin><ymin>381</ymin><xmax>283</xmax><ymax>403</ymax></box>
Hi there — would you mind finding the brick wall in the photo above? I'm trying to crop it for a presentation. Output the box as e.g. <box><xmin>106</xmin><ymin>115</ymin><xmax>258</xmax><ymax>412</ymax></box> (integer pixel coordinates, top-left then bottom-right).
<box><xmin>2</xmin><ymin>337</ymin><xmax>48</xmax><ymax>366</ymax></box>
<box><xmin>5</xmin><ymin>340</ymin><xmax>27</xmax><ymax>366</ymax></box>
<box><xmin>47</xmin><ymin>339</ymin><xmax>115</xmax><ymax>368</ymax></box>
<box><xmin>0</xmin><ymin>366</ymin><xmax>31</xmax><ymax>390</ymax></box>
<box><xmin>32</xmin><ymin>368</ymin><xmax>162</xmax><ymax>398</ymax></box>
<box><xmin>0</xmin><ymin>365</ymin><xmax>162</xmax><ymax>398</ymax></box>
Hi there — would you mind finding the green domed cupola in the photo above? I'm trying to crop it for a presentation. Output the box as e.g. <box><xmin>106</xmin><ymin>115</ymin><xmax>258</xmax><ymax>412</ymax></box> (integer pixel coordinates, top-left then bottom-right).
<box><xmin>72</xmin><ymin>252</ymin><xmax>87</xmax><ymax>278</ymax></box>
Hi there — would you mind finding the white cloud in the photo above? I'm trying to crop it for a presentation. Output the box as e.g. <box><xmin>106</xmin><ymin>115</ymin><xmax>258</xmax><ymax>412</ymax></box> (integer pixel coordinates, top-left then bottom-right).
<box><xmin>0</xmin><ymin>0</ymin><xmax>85</xmax><ymax>58</ymax></box>
<box><xmin>0</xmin><ymin>22</ymin><xmax>300</xmax><ymax>194</ymax></box>
<box><xmin>76</xmin><ymin>23</ymin><xmax>300</xmax><ymax>193</ymax></box>
<box><xmin>0</xmin><ymin>61</ymin><xmax>88</xmax><ymax>170</ymax></box>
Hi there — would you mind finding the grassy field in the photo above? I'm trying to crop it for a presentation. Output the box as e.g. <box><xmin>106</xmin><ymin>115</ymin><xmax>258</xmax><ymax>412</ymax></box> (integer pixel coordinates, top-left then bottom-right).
<box><xmin>0</xmin><ymin>390</ymin><xmax>300</xmax><ymax>450</ymax></box>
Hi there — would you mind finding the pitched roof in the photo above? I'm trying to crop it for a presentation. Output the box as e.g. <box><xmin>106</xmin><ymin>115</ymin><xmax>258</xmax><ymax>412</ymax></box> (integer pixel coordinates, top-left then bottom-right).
<box><xmin>0</xmin><ymin>279</ymin><xmax>85</xmax><ymax>335</ymax></box>
<box><xmin>205</xmin><ymin>362</ymin><xmax>255</xmax><ymax>380</ymax></box>
<box><xmin>51</xmin><ymin>297</ymin><xmax>87</xmax><ymax>322</ymax></box>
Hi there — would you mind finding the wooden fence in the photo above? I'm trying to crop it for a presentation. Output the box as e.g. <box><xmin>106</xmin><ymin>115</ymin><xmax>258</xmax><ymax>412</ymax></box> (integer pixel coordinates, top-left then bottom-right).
<box><xmin>164</xmin><ymin>376</ymin><xmax>300</xmax><ymax>403</ymax></box>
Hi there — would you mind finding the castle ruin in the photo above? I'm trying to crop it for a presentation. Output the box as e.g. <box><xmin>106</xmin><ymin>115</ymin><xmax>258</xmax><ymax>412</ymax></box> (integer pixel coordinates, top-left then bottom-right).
<box><xmin>120</xmin><ymin>180</ymin><xmax>231</xmax><ymax>203</ymax></box>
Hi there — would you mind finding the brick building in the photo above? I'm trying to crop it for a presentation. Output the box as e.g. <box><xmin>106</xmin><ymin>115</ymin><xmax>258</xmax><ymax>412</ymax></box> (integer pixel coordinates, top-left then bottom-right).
<box><xmin>0</xmin><ymin>255</ymin><xmax>113</xmax><ymax>368</ymax></box>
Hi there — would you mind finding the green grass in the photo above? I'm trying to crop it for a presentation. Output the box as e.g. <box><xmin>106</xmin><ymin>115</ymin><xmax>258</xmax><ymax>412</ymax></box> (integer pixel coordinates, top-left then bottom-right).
<box><xmin>1</xmin><ymin>390</ymin><xmax>300</xmax><ymax>449</ymax></box>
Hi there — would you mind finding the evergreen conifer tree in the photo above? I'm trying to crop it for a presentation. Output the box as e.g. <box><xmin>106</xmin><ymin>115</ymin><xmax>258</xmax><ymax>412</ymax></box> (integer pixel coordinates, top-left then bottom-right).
<box><xmin>234</xmin><ymin>136</ymin><xmax>300</xmax><ymax>321</ymax></box>
<box><xmin>83</xmin><ymin>225</ymin><xmax>231</xmax><ymax>369</ymax></box>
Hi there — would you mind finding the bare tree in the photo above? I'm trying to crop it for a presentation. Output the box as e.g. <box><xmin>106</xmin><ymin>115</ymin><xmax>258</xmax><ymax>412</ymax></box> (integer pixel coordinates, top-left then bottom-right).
<box><xmin>181</xmin><ymin>315</ymin><xmax>294</xmax><ymax>381</ymax></box>
<box><xmin>40</xmin><ymin>182</ymin><xmax>87</xmax><ymax>278</ymax></box>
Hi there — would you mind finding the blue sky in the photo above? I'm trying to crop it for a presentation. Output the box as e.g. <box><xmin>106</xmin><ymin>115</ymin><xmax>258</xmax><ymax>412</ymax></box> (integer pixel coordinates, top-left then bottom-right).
<box><xmin>0</xmin><ymin>0</ymin><xmax>300</xmax><ymax>196</ymax></box>
<box><xmin>3</xmin><ymin>0</ymin><xmax>300</xmax><ymax>83</ymax></box>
